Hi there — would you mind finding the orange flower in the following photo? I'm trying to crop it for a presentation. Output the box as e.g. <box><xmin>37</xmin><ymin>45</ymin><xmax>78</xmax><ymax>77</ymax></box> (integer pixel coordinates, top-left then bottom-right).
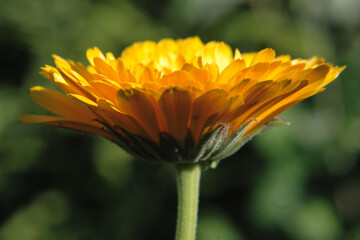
<box><xmin>20</xmin><ymin>37</ymin><xmax>345</xmax><ymax>165</ymax></box>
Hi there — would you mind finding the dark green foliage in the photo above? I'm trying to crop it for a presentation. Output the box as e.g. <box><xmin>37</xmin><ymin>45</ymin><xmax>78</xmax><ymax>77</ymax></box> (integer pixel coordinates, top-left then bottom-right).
<box><xmin>0</xmin><ymin>0</ymin><xmax>359</xmax><ymax>239</ymax></box>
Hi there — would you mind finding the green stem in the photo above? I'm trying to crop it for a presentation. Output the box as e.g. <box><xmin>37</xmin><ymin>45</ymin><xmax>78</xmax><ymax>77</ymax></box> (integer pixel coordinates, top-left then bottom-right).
<box><xmin>175</xmin><ymin>163</ymin><xmax>201</xmax><ymax>240</ymax></box>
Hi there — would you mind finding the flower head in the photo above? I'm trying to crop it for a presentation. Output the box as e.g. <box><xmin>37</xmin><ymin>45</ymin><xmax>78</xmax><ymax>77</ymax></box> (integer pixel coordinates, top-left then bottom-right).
<box><xmin>20</xmin><ymin>37</ymin><xmax>345</xmax><ymax>166</ymax></box>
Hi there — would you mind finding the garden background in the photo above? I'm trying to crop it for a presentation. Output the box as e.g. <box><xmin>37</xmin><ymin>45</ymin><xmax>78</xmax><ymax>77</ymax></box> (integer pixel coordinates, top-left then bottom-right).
<box><xmin>0</xmin><ymin>0</ymin><xmax>359</xmax><ymax>239</ymax></box>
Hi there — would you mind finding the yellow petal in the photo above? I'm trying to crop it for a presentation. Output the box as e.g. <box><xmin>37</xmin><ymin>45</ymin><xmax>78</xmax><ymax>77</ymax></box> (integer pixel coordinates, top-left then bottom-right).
<box><xmin>275</xmin><ymin>55</ymin><xmax>291</xmax><ymax>62</ymax></box>
<box><xmin>234</xmin><ymin>48</ymin><xmax>241</xmax><ymax>60</ymax></box>
<box><xmin>52</xmin><ymin>72</ymin><xmax>80</xmax><ymax>94</ymax></box>
<box><xmin>178</xmin><ymin>36</ymin><xmax>204</xmax><ymax>63</ymax></box>
<box><xmin>52</xmin><ymin>54</ymin><xmax>71</xmax><ymax>69</ymax></box>
<box><xmin>241</xmin><ymin>53</ymin><xmax>256</xmax><ymax>66</ymax></box>
<box><xmin>202</xmin><ymin>41</ymin><xmax>217</xmax><ymax>66</ymax></box>
<box><xmin>215</xmin><ymin>42</ymin><xmax>233</xmax><ymax>72</ymax></box>
<box><xmin>217</xmin><ymin>59</ymin><xmax>246</xmax><ymax>84</ymax></box>
<box><xmin>250</xmin><ymin>48</ymin><xmax>275</xmax><ymax>66</ymax></box>
<box><xmin>87</xmin><ymin>47</ymin><xmax>105</xmax><ymax>66</ymax></box>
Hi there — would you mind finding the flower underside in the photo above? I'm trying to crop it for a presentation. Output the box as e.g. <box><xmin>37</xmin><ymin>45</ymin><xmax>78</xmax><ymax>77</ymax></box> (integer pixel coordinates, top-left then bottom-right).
<box><xmin>20</xmin><ymin>37</ymin><xmax>345</xmax><ymax>164</ymax></box>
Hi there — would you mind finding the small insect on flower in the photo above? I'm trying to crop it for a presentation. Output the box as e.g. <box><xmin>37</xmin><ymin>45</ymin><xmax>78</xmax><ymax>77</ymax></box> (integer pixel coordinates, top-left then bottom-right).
<box><xmin>20</xmin><ymin>37</ymin><xmax>345</xmax><ymax>167</ymax></box>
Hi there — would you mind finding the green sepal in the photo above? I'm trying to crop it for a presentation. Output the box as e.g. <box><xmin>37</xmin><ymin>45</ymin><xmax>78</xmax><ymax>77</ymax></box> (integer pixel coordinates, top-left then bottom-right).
<box><xmin>98</xmin><ymin>117</ymin><xmax>290</xmax><ymax>166</ymax></box>
<box><xmin>207</xmin><ymin>117</ymin><xmax>291</xmax><ymax>168</ymax></box>
<box><xmin>190</xmin><ymin>124</ymin><xmax>229</xmax><ymax>163</ymax></box>
<box><xmin>126</xmin><ymin>133</ymin><xmax>164</xmax><ymax>162</ymax></box>
<box><xmin>208</xmin><ymin>120</ymin><xmax>256</xmax><ymax>163</ymax></box>
<box><xmin>97</xmin><ymin>121</ymin><xmax>165</xmax><ymax>162</ymax></box>
<box><xmin>159</xmin><ymin>132</ymin><xmax>185</xmax><ymax>162</ymax></box>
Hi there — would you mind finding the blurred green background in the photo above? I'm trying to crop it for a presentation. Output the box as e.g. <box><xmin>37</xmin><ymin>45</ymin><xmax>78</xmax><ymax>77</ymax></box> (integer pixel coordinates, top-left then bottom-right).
<box><xmin>0</xmin><ymin>0</ymin><xmax>359</xmax><ymax>239</ymax></box>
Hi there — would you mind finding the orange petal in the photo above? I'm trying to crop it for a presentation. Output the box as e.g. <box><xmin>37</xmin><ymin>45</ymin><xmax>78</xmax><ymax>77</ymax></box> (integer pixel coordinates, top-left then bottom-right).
<box><xmin>244</xmin><ymin>87</ymin><xmax>323</xmax><ymax>134</ymax></box>
<box><xmin>246</xmin><ymin>62</ymin><xmax>270</xmax><ymax>81</ymax></box>
<box><xmin>279</xmin><ymin>63</ymin><xmax>306</xmax><ymax>75</ymax></box>
<box><xmin>189</xmin><ymin>68</ymin><xmax>212</xmax><ymax>85</ymax></box>
<box><xmin>322</xmin><ymin>65</ymin><xmax>346</xmax><ymax>86</ymax></box>
<box><xmin>242</xmin><ymin>80</ymin><xmax>282</xmax><ymax>104</ymax></box>
<box><xmin>93</xmin><ymin>74</ymin><xmax>121</xmax><ymax>87</ymax></box>
<box><xmin>203</xmin><ymin>94</ymin><xmax>244</xmax><ymax>131</ymax></box>
<box><xmin>19</xmin><ymin>114</ymin><xmax>113</xmax><ymax>140</ymax></box>
<box><xmin>246</xmin><ymin>83</ymin><xmax>320</xmax><ymax>131</ymax></box>
<box><xmin>189</xmin><ymin>89</ymin><xmax>228</xmax><ymax>142</ymax></box>
<box><xmin>159</xmin><ymin>87</ymin><xmax>193</xmax><ymax>145</ymax></box>
<box><xmin>68</xmin><ymin>93</ymin><xmax>97</xmax><ymax>107</ymax></box>
<box><xmin>260</xmin><ymin>61</ymin><xmax>282</xmax><ymax>80</ymax></box>
<box><xmin>305</xmin><ymin>64</ymin><xmax>330</xmax><ymax>83</ymax></box>
<box><xmin>20</xmin><ymin>114</ymin><xmax>63</xmax><ymax>123</ymax></box>
<box><xmin>69</xmin><ymin>60</ymin><xmax>94</xmax><ymax>81</ymax></box>
<box><xmin>116</xmin><ymin>89</ymin><xmax>160</xmax><ymax>141</ymax></box>
<box><xmin>89</xmin><ymin>80</ymin><xmax>118</xmax><ymax>103</ymax></box>
<box><xmin>97</xmin><ymin>99</ymin><xmax>152</xmax><ymax>140</ymax></box>
<box><xmin>140</xmin><ymin>67</ymin><xmax>156</xmax><ymax>83</ymax></box>
<box><xmin>142</xmin><ymin>90</ymin><xmax>169</xmax><ymax>132</ymax></box>
<box><xmin>181</xmin><ymin>63</ymin><xmax>197</xmax><ymax>72</ymax></box>
<box><xmin>93</xmin><ymin>57</ymin><xmax>117</xmax><ymax>80</ymax></box>
<box><xmin>58</xmin><ymin>68</ymin><xmax>97</xmax><ymax>101</ymax></box>
<box><xmin>245</xmin><ymin>99</ymin><xmax>302</xmax><ymax>134</ymax></box>
<box><xmin>29</xmin><ymin>86</ymin><xmax>95</xmax><ymax>121</ymax></box>
<box><xmin>217</xmin><ymin>59</ymin><xmax>246</xmax><ymax>84</ymax></box>
<box><xmin>265</xmin><ymin>61</ymin><xmax>292</xmax><ymax>80</ymax></box>
<box><xmin>67</xmin><ymin>94</ymin><xmax>103</xmax><ymax>120</ymax></box>
<box><xmin>231</xmin><ymin>80</ymin><xmax>307</xmax><ymax>128</ymax></box>
<box><xmin>202</xmin><ymin>63</ymin><xmax>219</xmax><ymax>83</ymax></box>
<box><xmin>160</xmin><ymin>70</ymin><xmax>195</xmax><ymax>87</ymax></box>
<box><xmin>116</xmin><ymin>58</ymin><xmax>136</xmax><ymax>83</ymax></box>
<box><xmin>229</xmin><ymin>79</ymin><xmax>258</xmax><ymax>96</ymax></box>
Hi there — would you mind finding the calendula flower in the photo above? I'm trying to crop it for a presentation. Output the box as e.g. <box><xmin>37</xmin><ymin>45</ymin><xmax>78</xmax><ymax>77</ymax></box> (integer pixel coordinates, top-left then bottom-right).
<box><xmin>20</xmin><ymin>37</ymin><xmax>344</xmax><ymax>166</ymax></box>
<box><xmin>21</xmin><ymin>37</ymin><xmax>345</xmax><ymax>240</ymax></box>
